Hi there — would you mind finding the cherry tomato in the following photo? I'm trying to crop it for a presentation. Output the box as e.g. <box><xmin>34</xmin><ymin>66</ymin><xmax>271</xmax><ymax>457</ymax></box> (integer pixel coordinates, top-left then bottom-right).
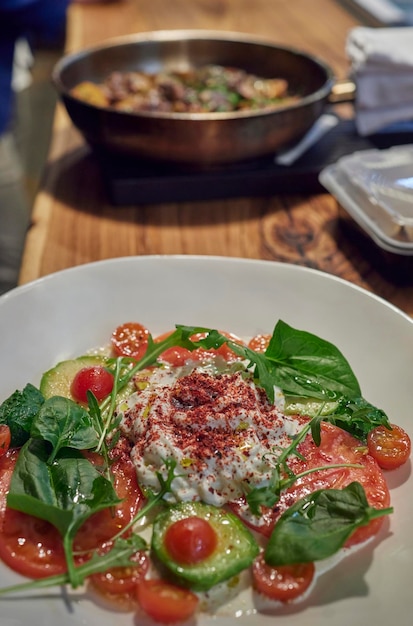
<box><xmin>367</xmin><ymin>424</ymin><xmax>411</xmax><ymax>470</ymax></box>
<box><xmin>0</xmin><ymin>425</ymin><xmax>11</xmax><ymax>457</ymax></box>
<box><xmin>164</xmin><ymin>516</ymin><xmax>217</xmax><ymax>564</ymax></box>
<box><xmin>89</xmin><ymin>549</ymin><xmax>149</xmax><ymax>595</ymax></box>
<box><xmin>158</xmin><ymin>346</ymin><xmax>193</xmax><ymax>367</ymax></box>
<box><xmin>190</xmin><ymin>330</ymin><xmax>245</xmax><ymax>363</ymax></box>
<box><xmin>74</xmin><ymin>455</ymin><xmax>144</xmax><ymax>552</ymax></box>
<box><xmin>136</xmin><ymin>579</ymin><xmax>199</xmax><ymax>624</ymax></box>
<box><xmin>156</xmin><ymin>329</ymin><xmax>245</xmax><ymax>365</ymax></box>
<box><xmin>0</xmin><ymin>507</ymin><xmax>67</xmax><ymax>579</ymax></box>
<box><xmin>252</xmin><ymin>553</ymin><xmax>315</xmax><ymax>602</ymax></box>
<box><xmin>71</xmin><ymin>366</ymin><xmax>114</xmax><ymax>403</ymax></box>
<box><xmin>248</xmin><ymin>334</ymin><xmax>272</xmax><ymax>353</ymax></box>
<box><xmin>111</xmin><ymin>322</ymin><xmax>149</xmax><ymax>360</ymax></box>
<box><xmin>154</xmin><ymin>331</ymin><xmax>190</xmax><ymax>366</ymax></box>
<box><xmin>154</xmin><ymin>330</ymin><xmax>174</xmax><ymax>343</ymax></box>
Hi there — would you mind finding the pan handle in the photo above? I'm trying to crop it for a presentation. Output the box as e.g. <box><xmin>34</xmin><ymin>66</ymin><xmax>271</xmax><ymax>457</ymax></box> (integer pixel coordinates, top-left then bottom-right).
<box><xmin>328</xmin><ymin>78</ymin><xmax>356</xmax><ymax>104</ymax></box>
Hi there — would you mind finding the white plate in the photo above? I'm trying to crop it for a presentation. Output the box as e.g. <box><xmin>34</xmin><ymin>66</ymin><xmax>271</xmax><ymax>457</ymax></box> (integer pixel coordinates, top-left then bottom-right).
<box><xmin>0</xmin><ymin>255</ymin><xmax>412</xmax><ymax>626</ymax></box>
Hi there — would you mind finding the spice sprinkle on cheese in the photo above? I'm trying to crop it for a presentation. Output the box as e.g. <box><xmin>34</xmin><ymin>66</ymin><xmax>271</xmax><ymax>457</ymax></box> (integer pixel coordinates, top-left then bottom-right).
<box><xmin>118</xmin><ymin>365</ymin><xmax>301</xmax><ymax>506</ymax></box>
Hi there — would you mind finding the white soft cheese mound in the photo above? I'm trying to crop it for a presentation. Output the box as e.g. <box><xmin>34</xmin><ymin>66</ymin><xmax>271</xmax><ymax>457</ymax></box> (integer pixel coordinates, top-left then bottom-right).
<box><xmin>118</xmin><ymin>366</ymin><xmax>301</xmax><ymax>505</ymax></box>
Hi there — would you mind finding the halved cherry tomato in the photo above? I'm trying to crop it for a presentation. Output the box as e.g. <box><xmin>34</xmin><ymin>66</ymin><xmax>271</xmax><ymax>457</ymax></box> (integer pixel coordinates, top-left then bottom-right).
<box><xmin>0</xmin><ymin>507</ymin><xmax>67</xmax><ymax>579</ymax></box>
<box><xmin>0</xmin><ymin>425</ymin><xmax>11</xmax><ymax>457</ymax></box>
<box><xmin>230</xmin><ymin>422</ymin><xmax>391</xmax><ymax>547</ymax></box>
<box><xmin>71</xmin><ymin>366</ymin><xmax>114</xmax><ymax>403</ymax></box>
<box><xmin>164</xmin><ymin>516</ymin><xmax>217</xmax><ymax>564</ymax></box>
<box><xmin>158</xmin><ymin>346</ymin><xmax>193</xmax><ymax>367</ymax></box>
<box><xmin>252</xmin><ymin>553</ymin><xmax>315</xmax><ymax>602</ymax></box>
<box><xmin>154</xmin><ymin>331</ymin><xmax>192</xmax><ymax>366</ymax></box>
<box><xmin>367</xmin><ymin>423</ymin><xmax>411</xmax><ymax>470</ymax></box>
<box><xmin>89</xmin><ymin>549</ymin><xmax>149</xmax><ymax>595</ymax></box>
<box><xmin>136</xmin><ymin>579</ymin><xmax>199</xmax><ymax>624</ymax></box>
<box><xmin>111</xmin><ymin>322</ymin><xmax>149</xmax><ymax>360</ymax></box>
<box><xmin>74</xmin><ymin>455</ymin><xmax>144</xmax><ymax>552</ymax></box>
<box><xmin>248</xmin><ymin>333</ymin><xmax>272</xmax><ymax>353</ymax></box>
<box><xmin>156</xmin><ymin>329</ymin><xmax>245</xmax><ymax>365</ymax></box>
<box><xmin>190</xmin><ymin>330</ymin><xmax>245</xmax><ymax>363</ymax></box>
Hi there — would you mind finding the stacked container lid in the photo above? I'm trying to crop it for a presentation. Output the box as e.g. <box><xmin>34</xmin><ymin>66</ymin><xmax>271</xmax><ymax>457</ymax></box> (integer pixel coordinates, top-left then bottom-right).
<box><xmin>319</xmin><ymin>145</ymin><xmax>413</xmax><ymax>256</ymax></box>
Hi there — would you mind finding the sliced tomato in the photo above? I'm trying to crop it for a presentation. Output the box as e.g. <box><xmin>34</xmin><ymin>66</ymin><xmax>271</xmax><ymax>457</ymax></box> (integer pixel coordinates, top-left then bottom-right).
<box><xmin>89</xmin><ymin>549</ymin><xmax>149</xmax><ymax>595</ymax></box>
<box><xmin>136</xmin><ymin>579</ymin><xmax>199</xmax><ymax>624</ymax></box>
<box><xmin>367</xmin><ymin>423</ymin><xmax>411</xmax><ymax>470</ymax></box>
<box><xmin>0</xmin><ymin>449</ymin><xmax>68</xmax><ymax>579</ymax></box>
<box><xmin>111</xmin><ymin>322</ymin><xmax>149</xmax><ymax>360</ymax></box>
<box><xmin>0</xmin><ymin>425</ymin><xmax>11</xmax><ymax>457</ymax></box>
<box><xmin>71</xmin><ymin>366</ymin><xmax>114</xmax><ymax>404</ymax></box>
<box><xmin>252</xmin><ymin>553</ymin><xmax>315</xmax><ymax>602</ymax></box>
<box><xmin>74</xmin><ymin>455</ymin><xmax>144</xmax><ymax>552</ymax></box>
<box><xmin>164</xmin><ymin>516</ymin><xmax>217</xmax><ymax>565</ymax></box>
<box><xmin>0</xmin><ymin>507</ymin><xmax>67</xmax><ymax>579</ymax></box>
<box><xmin>248</xmin><ymin>333</ymin><xmax>272</xmax><ymax>353</ymax></box>
<box><xmin>0</xmin><ymin>449</ymin><xmax>18</xmax><ymax>521</ymax></box>
<box><xmin>230</xmin><ymin>422</ymin><xmax>390</xmax><ymax>546</ymax></box>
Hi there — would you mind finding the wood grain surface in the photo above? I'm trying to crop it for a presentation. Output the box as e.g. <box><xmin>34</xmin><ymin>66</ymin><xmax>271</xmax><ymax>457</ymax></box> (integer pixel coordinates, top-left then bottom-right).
<box><xmin>19</xmin><ymin>0</ymin><xmax>413</xmax><ymax>316</ymax></box>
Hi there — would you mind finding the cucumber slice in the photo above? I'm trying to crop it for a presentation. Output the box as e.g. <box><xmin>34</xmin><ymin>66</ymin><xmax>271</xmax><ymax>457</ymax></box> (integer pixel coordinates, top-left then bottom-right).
<box><xmin>151</xmin><ymin>501</ymin><xmax>259</xmax><ymax>591</ymax></box>
<box><xmin>40</xmin><ymin>355</ymin><xmax>107</xmax><ymax>400</ymax></box>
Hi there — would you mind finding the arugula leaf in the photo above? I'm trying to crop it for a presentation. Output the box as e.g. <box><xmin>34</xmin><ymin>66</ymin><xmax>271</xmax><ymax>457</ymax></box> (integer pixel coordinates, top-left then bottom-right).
<box><xmin>0</xmin><ymin>383</ymin><xmax>44</xmax><ymax>447</ymax></box>
<box><xmin>265</xmin><ymin>482</ymin><xmax>393</xmax><ymax>565</ymax></box>
<box><xmin>0</xmin><ymin>534</ymin><xmax>147</xmax><ymax>595</ymax></box>
<box><xmin>30</xmin><ymin>396</ymin><xmax>98</xmax><ymax>462</ymax></box>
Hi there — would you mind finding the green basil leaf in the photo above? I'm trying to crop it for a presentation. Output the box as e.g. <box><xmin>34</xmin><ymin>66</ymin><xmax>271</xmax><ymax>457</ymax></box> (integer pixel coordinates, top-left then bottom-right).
<box><xmin>30</xmin><ymin>396</ymin><xmax>98</xmax><ymax>461</ymax></box>
<box><xmin>7</xmin><ymin>439</ymin><xmax>121</xmax><ymax>538</ymax></box>
<box><xmin>265</xmin><ymin>320</ymin><xmax>361</xmax><ymax>399</ymax></box>
<box><xmin>0</xmin><ymin>383</ymin><xmax>44</xmax><ymax>447</ymax></box>
<box><xmin>265</xmin><ymin>482</ymin><xmax>393</xmax><ymax>565</ymax></box>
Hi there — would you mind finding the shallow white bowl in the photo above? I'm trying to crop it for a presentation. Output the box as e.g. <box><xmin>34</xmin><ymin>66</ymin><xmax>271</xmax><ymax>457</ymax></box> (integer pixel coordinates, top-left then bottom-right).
<box><xmin>0</xmin><ymin>255</ymin><xmax>412</xmax><ymax>626</ymax></box>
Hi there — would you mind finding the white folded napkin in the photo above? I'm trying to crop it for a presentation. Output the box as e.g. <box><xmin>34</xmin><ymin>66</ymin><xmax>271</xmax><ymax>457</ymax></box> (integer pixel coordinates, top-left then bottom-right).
<box><xmin>346</xmin><ymin>26</ymin><xmax>413</xmax><ymax>135</ymax></box>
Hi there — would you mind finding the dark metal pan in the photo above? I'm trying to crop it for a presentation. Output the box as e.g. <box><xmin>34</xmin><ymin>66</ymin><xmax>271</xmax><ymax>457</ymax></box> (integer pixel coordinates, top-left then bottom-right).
<box><xmin>52</xmin><ymin>30</ymin><xmax>336</xmax><ymax>166</ymax></box>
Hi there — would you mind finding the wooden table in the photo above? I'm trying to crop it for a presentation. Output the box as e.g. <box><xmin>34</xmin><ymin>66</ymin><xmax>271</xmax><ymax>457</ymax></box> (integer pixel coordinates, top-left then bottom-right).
<box><xmin>18</xmin><ymin>0</ymin><xmax>413</xmax><ymax>316</ymax></box>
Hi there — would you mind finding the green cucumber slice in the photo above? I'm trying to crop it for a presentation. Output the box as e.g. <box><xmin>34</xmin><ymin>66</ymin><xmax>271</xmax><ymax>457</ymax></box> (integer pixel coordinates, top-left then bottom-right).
<box><xmin>151</xmin><ymin>501</ymin><xmax>259</xmax><ymax>591</ymax></box>
<box><xmin>40</xmin><ymin>355</ymin><xmax>107</xmax><ymax>400</ymax></box>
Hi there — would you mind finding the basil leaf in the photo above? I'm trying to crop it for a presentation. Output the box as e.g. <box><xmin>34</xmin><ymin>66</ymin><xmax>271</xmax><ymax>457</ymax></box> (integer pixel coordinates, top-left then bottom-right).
<box><xmin>265</xmin><ymin>320</ymin><xmax>361</xmax><ymax>399</ymax></box>
<box><xmin>265</xmin><ymin>482</ymin><xmax>393</xmax><ymax>565</ymax></box>
<box><xmin>7</xmin><ymin>439</ymin><xmax>121</xmax><ymax>538</ymax></box>
<box><xmin>0</xmin><ymin>383</ymin><xmax>44</xmax><ymax>447</ymax></box>
<box><xmin>30</xmin><ymin>396</ymin><xmax>98</xmax><ymax>462</ymax></box>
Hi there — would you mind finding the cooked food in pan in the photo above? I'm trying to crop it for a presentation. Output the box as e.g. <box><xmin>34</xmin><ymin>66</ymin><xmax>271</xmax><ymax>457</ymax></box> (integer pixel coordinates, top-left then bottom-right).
<box><xmin>70</xmin><ymin>64</ymin><xmax>298</xmax><ymax>114</ymax></box>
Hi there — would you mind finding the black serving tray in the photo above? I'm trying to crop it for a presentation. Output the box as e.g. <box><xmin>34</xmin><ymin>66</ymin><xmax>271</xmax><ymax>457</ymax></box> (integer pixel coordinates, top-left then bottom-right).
<box><xmin>97</xmin><ymin>118</ymin><xmax>413</xmax><ymax>206</ymax></box>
